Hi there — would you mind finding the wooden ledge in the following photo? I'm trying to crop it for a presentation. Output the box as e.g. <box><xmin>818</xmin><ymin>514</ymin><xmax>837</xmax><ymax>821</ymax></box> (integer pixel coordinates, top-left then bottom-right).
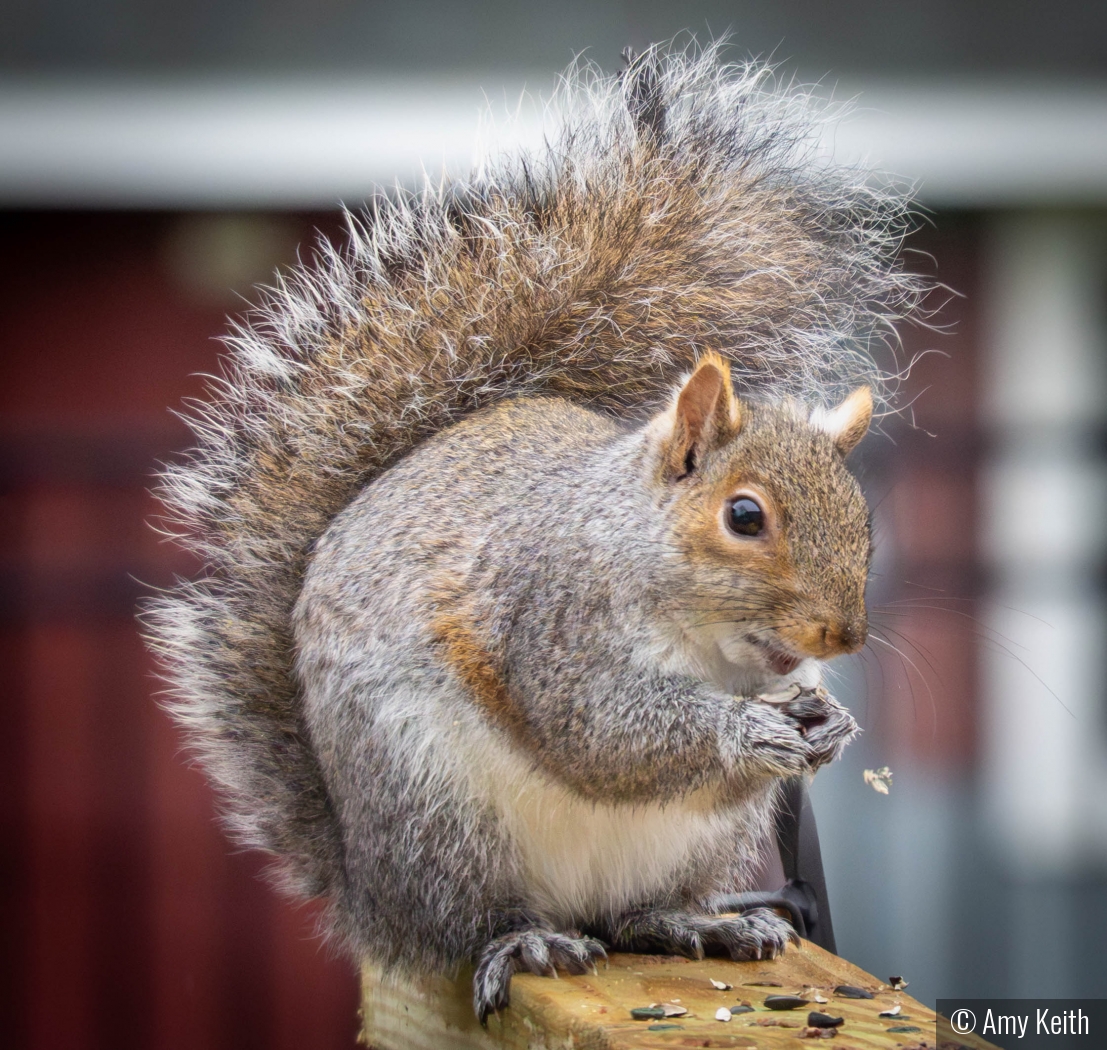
<box><xmin>360</xmin><ymin>938</ymin><xmax>998</xmax><ymax>1049</ymax></box>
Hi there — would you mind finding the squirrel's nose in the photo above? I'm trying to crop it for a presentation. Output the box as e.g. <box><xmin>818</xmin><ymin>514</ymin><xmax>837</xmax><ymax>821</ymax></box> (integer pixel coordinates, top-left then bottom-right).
<box><xmin>822</xmin><ymin>620</ymin><xmax>867</xmax><ymax>655</ymax></box>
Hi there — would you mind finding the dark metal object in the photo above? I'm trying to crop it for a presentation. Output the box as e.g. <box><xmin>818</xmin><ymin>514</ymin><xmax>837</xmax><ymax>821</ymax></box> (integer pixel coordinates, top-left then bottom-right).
<box><xmin>714</xmin><ymin>776</ymin><xmax>838</xmax><ymax>953</ymax></box>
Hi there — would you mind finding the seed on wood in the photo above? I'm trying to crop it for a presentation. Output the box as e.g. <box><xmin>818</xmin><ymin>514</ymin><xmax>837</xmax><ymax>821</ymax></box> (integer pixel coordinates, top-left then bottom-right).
<box><xmin>647</xmin><ymin>1024</ymin><xmax>682</xmax><ymax>1031</ymax></box>
<box><xmin>808</xmin><ymin>1011</ymin><xmax>843</xmax><ymax>1027</ymax></box>
<box><xmin>764</xmin><ymin>995</ymin><xmax>810</xmax><ymax>1010</ymax></box>
<box><xmin>879</xmin><ymin>1005</ymin><xmax>902</xmax><ymax>1017</ymax></box>
<box><xmin>716</xmin><ymin>1007</ymin><xmax>732</xmax><ymax>1021</ymax></box>
<box><xmin>710</xmin><ymin>978</ymin><xmax>732</xmax><ymax>990</ymax></box>
<box><xmin>889</xmin><ymin>975</ymin><xmax>909</xmax><ymax>990</ymax></box>
<box><xmin>650</xmin><ymin>1002</ymin><xmax>687</xmax><ymax>1017</ymax></box>
<box><xmin>731</xmin><ymin>1004</ymin><xmax>754</xmax><ymax>1013</ymax></box>
<box><xmin>887</xmin><ymin>1025</ymin><xmax>922</xmax><ymax>1033</ymax></box>
<box><xmin>630</xmin><ymin>1006</ymin><xmax>666</xmax><ymax>1020</ymax></box>
<box><xmin>813</xmin><ymin>992</ymin><xmax>828</xmax><ymax>1003</ymax></box>
<box><xmin>834</xmin><ymin>985</ymin><xmax>874</xmax><ymax>999</ymax></box>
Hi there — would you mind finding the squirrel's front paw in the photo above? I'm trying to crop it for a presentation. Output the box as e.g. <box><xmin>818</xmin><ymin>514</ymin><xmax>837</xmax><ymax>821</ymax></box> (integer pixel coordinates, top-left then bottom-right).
<box><xmin>472</xmin><ymin>929</ymin><xmax>606</xmax><ymax>1023</ymax></box>
<box><xmin>609</xmin><ymin>906</ymin><xmax>796</xmax><ymax>961</ymax></box>
<box><xmin>732</xmin><ymin>699</ymin><xmax>816</xmax><ymax>778</ymax></box>
<box><xmin>780</xmin><ymin>689</ymin><xmax>859</xmax><ymax>768</ymax></box>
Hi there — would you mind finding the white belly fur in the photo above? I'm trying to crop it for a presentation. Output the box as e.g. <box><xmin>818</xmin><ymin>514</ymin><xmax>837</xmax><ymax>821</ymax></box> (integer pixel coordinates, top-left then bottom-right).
<box><xmin>463</xmin><ymin>733</ymin><xmax>737</xmax><ymax>926</ymax></box>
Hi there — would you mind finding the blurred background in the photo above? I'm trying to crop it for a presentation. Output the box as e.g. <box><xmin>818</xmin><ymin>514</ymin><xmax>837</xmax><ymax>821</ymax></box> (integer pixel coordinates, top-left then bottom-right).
<box><xmin>2</xmin><ymin>2</ymin><xmax>1106</xmax><ymax>1047</ymax></box>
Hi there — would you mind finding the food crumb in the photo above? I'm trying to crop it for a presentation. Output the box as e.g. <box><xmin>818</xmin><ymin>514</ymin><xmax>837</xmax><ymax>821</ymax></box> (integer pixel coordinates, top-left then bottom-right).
<box><xmin>864</xmin><ymin>766</ymin><xmax>894</xmax><ymax>794</ymax></box>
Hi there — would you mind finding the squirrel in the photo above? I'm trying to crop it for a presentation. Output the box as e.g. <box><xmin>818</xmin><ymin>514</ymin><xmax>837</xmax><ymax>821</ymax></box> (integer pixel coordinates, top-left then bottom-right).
<box><xmin>146</xmin><ymin>43</ymin><xmax>920</xmax><ymax>1021</ymax></box>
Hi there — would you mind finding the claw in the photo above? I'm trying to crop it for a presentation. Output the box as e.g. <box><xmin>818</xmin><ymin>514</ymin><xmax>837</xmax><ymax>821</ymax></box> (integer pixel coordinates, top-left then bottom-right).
<box><xmin>609</xmin><ymin>906</ymin><xmax>794</xmax><ymax>964</ymax></box>
<box><xmin>472</xmin><ymin>929</ymin><xmax>608</xmax><ymax>1023</ymax></box>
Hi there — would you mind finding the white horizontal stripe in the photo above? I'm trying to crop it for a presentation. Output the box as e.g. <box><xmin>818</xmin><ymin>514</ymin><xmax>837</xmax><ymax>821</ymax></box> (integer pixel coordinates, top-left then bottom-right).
<box><xmin>824</xmin><ymin>81</ymin><xmax>1107</xmax><ymax>206</ymax></box>
<box><xmin>1</xmin><ymin>75</ymin><xmax>1105</xmax><ymax>206</ymax></box>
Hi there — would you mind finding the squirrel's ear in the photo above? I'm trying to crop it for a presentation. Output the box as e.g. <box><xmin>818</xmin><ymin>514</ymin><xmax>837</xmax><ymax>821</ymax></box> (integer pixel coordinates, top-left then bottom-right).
<box><xmin>663</xmin><ymin>353</ymin><xmax>743</xmax><ymax>479</ymax></box>
<box><xmin>810</xmin><ymin>386</ymin><xmax>873</xmax><ymax>457</ymax></box>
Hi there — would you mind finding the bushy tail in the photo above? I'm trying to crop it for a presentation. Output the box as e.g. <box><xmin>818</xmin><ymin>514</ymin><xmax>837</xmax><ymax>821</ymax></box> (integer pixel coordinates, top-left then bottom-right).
<box><xmin>144</xmin><ymin>41</ymin><xmax>922</xmax><ymax>906</ymax></box>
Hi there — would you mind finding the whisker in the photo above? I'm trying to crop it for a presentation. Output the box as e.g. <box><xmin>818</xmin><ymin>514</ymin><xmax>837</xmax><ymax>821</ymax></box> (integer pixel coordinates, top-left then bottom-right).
<box><xmin>868</xmin><ymin>630</ymin><xmax>938</xmax><ymax>737</ymax></box>
<box><xmin>871</xmin><ymin>606</ymin><xmax>1073</xmax><ymax>718</ymax></box>
<box><xmin>870</xmin><ymin>621</ymin><xmax>947</xmax><ymax>689</ymax></box>
<box><xmin>974</xmin><ymin>634</ymin><xmax>1075</xmax><ymax>719</ymax></box>
<box><xmin>873</xmin><ymin>602</ymin><xmax>1033</xmax><ymax>654</ymax></box>
<box><xmin>876</xmin><ymin>595</ymin><xmax>1059</xmax><ymax>633</ymax></box>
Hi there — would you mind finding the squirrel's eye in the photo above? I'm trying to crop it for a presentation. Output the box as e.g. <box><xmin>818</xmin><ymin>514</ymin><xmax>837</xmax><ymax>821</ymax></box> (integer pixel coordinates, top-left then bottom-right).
<box><xmin>726</xmin><ymin>497</ymin><xmax>764</xmax><ymax>537</ymax></box>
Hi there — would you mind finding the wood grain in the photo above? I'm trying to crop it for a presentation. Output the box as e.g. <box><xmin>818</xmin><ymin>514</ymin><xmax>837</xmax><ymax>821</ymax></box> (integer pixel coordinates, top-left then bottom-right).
<box><xmin>360</xmin><ymin>938</ymin><xmax>999</xmax><ymax>1049</ymax></box>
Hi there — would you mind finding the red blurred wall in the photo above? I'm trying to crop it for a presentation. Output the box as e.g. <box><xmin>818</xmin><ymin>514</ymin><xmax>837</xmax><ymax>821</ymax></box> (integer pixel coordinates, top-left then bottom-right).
<box><xmin>864</xmin><ymin>214</ymin><xmax>983</xmax><ymax>769</ymax></box>
<box><xmin>0</xmin><ymin>211</ymin><xmax>359</xmax><ymax>1050</ymax></box>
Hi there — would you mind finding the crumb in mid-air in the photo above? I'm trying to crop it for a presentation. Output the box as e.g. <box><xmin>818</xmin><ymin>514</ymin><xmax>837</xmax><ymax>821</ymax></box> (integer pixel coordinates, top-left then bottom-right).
<box><xmin>864</xmin><ymin>766</ymin><xmax>894</xmax><ymax>794</ymax></box>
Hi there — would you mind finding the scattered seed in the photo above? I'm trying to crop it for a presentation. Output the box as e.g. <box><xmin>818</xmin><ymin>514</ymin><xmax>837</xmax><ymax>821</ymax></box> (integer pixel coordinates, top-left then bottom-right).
<box><xmin>716</xmin><ymin>1007</ymin><xmax>732</xmax><ymax>1022</ymax></box>
<box><xmin>807</xmin><ymin>1011</ymin><xmax>844</xmax><ymax>1027</ymax></box>
<box><xmin>888</xmin><ymin>975</ymin><xmax>909</xmax><ymax>990</ymax></box>
<box><xmin>731</xmin><ymin>1004</ymin><xmax>755</xmax><ymax>1014</ymax></box>
<box><xmin>630</xmin><ymin>1007</ymin><xmax>666</xmax><ymax>1020</ymax></box>
<box><xmin>864</xmin><ymin>766</ymin><xmax>893</xmax><ymax>794</ymax></box>
<box><xmin>834</xmin><ymin>985</ymin><xmax>874</xmax><ymax>999</ymax></box>
<box><xmin>879</xmin><ymin>1005</ymin><xmax>902</xmax><ymax>1017</ymax></box>
<box><xmin>887</xmin><ymin>1025</ymin><xmax>922</xmax><ymax>1033</ymax></box>
<box><xmin>764</xmin><ymin>995</ymin><xmax>810</xmax><ymax>1010</ymax></box>
<box><xmin>647</xmin><ymin>1024</ymin><xmax>682</xmax><ymax>1031</ymax></box>
<box><xmin>653</xmin><ymin>1003</ymin><xmax>687</xmax><ymax>1017</ymax></box>
<box><xmin>710</xmin><ymin>978</ymin><xmax>732</xmax><ymax>991</ymax></box>
<box><xmin>813</xmin><ymin>993</ymin><xmax>828</xmax><ymax>1004</ymax></box>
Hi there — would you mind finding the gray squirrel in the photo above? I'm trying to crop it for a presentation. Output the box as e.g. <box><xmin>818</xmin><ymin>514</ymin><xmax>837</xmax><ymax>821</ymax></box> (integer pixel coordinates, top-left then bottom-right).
<box><xmin>146</xmin><ymin>44</ymin><xmax>920</xmax><ymax>1021</ymax></box>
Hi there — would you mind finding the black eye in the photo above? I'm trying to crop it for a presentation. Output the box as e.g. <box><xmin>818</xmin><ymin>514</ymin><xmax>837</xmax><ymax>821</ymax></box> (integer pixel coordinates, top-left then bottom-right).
<box><xmin>726</xmin><ymin>497</ymin><xmax>764</xmax><ymax>536</ymax></box>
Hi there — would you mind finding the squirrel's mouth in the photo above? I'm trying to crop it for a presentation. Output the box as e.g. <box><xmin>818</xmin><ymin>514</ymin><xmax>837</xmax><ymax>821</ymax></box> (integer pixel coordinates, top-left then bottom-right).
<box><xmin>746</xmin><ymin>635</ymin><xmax>802</xmax><ymax>677</ymax></box>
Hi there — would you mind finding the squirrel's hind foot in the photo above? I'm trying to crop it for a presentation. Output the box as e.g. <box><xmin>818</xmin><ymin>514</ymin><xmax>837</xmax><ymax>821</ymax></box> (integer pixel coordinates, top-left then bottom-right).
<box><xmin>608</xmin><ymin>906</ymin><xmax>797</xmax><ymax>962</ymax></box>
<box><xmin>472</xmin><ymin>929</ymin><xmax>607</xmax><ymax>1024</ymax></box>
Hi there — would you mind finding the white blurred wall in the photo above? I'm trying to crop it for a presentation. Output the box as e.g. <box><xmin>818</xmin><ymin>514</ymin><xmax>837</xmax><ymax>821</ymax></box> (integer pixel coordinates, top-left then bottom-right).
<box><xmin>1</xmin><ymin>77</ymin><xmax>1106</xmax><ymax>207</ymax></box>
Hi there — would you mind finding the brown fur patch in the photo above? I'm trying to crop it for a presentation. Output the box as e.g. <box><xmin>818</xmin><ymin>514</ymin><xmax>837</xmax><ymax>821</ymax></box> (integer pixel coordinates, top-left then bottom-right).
<box><xmin>430</xmin><ymin>612</ymin><xmax>533</xmax><ymax>741</ymax></box>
